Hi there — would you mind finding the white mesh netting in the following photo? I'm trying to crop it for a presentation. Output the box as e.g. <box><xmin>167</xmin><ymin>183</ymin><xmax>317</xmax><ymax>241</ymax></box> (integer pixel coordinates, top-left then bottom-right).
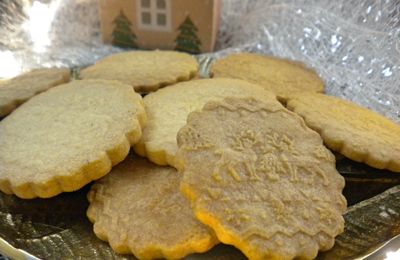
<box><xmin>0</xmin><ymin>0</ymin><xmax>399</xmax><ymax>122</ymax></box>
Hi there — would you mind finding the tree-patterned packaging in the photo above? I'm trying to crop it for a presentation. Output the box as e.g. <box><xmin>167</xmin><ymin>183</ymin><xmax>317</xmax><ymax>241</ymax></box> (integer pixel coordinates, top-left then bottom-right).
<box><xmin>99</xmin><ymin>0</ymin><xmax>222</xmax><ymax>54</ymax></box>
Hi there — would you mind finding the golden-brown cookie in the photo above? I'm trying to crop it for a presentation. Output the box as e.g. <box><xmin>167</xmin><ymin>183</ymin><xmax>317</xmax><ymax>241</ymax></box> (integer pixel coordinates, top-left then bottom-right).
<box><xmin>87</xmin><ymin>155</ymin><xmax>218</xmax><ymax>259</ymax></box>
<box><xmin>133</xmin><ymin>78</ymin><xmax>277</xmax><ymax>167</ymax></box>
<box><xmin>0</xmin><ymin>79</ymin><xmax>146</xmax><ymax>199</ymax></box>
<box><xmin>211</xmin><ymin>53</ymin><xmax>324</xmax><ymax>101</ymax></box>
<box><xmin>176</xmin><ymin>97</ymin><xmax>346</xmax><ymax>260</ymax></box>
<box><xmin>80</xmin><ymin>50</ymin><xmax>198</xmax><ymax>93</ymax></box>
<box><xmin>287</xmin><ymin>92</ymin><xmax>400</xmax><ymax>172</ymax></box>
<box><xmin>0</xmin><ymin>68</ymin><xmax>70</xmax><ymax>117</ymax></box>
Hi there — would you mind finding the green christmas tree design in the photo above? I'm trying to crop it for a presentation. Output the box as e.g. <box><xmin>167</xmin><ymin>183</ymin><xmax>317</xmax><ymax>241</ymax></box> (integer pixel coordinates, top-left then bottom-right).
<box><xmin>175</xmin><ymin>16</ymin><xmax>202</xmax><ymax>54</ymax></box>
<box><xmin>112</xmin><ymin>10</ymin><xmax>138</xmax><ymax>49</ymax></box>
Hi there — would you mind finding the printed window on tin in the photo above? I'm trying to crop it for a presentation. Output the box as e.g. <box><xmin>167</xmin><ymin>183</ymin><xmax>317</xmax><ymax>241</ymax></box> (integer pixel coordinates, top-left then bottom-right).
<box><xmin>138</xmin><ymin>0</ymin><xmax>171</xmax><ymax>31</ymax></box>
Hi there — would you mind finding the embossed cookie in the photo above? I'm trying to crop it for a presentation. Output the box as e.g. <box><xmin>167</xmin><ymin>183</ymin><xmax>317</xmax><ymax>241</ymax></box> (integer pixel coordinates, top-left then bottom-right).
<box><xmin>0</xmin><ymin>68</ymin><xmax>70</xmax><ymax>117</ymax></box>
<box><xmin>211</xmin><ymin>53</ymin><xmax>324</xmax><ymax>101</ymax></box>
<box><xmin>287</xmin><ymin>92</ymin><xmax>400</xmax><ymax>172</ymax></box>
<box><xmin>80</xmin><ymin>50</ymin><xmax>198</xmax><ymax>93</ymax></box>
<box><xmin>87</xmin><ymin>155</ymin><xmax>218</xmax><ymax>259</ymax></box>
<box><xmin>176</xmin><ymin>97</ymin><xmax>346</xmax><ymax>260</ymax></box>
<box><xmin>134</xmin><ymin>78</ymin><xmax>277</xmax><ymax>167</ymax></box>
<box><xmin>0</xmin><ymin>79</ymin><xmax>146</xmax><ymax>199</ymax></box>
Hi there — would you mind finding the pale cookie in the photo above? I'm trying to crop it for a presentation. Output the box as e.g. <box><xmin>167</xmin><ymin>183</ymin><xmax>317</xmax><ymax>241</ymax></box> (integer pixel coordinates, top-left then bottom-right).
<box><xmin>133</xmin><ymin>78</ymin><xmax>277</xmax><ymax>167</ymax></box>
<box><xmin>287</xmin><ymin>92</ymin><xmax>400</xmax><ymax>172</ymax></box>
<box><xmin>211</xmin><ymin>53</ymin><xmax>324</xmax><ymax>101</ymax></box>
<box><xmin>0</xmin><ymin>79</ymin><xmax>146</xmax><ymax>199</ymax></box>
<box><xmin>87</xmin><ymin>155</ymin><xmax>218</xmax><ymax>259</ymax></box>
<box><xmin>80</xmin><ymin>50</ymin><xmax>198</xmax><ymax>93</ymax></box>
<box><xmin>0</xmin><ymin>68</ymin><xmax>70</xmax><ymax>117</ymax></box>
<box><xmin>176</xmin><ymin>97</ymin><xmax>346</xmax><ymax>260</ymax></box>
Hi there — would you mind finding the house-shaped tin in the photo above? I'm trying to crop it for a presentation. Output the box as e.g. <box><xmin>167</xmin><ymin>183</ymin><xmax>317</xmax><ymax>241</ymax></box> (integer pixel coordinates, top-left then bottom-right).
<box><xmin>99</xmin><ymin>0</ymin><xmax>222</xmax><ymax>54</ymax></box>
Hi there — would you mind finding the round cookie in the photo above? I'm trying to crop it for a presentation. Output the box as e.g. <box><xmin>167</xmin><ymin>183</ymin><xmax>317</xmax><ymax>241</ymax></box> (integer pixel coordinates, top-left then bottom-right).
<box><xmin>287</xmin><ymin>92</ymin><xmax>400</xmax><ymax>172</ymax></box>
<box><xmin>133</xmin><ymin>78</ymin><xmax>278</xmax><ymax>167</ymax></box>
<box><xmin>211</xmin><ymin>53</ymin><xmax>324</xmax><ymax>101</ymax></box>
<box><xmin>80</xmin><ymin>50</ymin><xmax>198</xmax><ymax>93</ymax></box>
<box><xmin>0</xmin><ymin>79</ymin><xmax>146</xmax><ymax>199</ymax></box>
<box><xmin>87</xmin><ymin>155</ymin><xmax>218</xmax><ymax>259</ymax></box>
<box><xmin>176</xmin><ymin>97</ymin><xmax>346</xmax><ymax>260</ymax></box>
<box><xmin>0</xmin><ymin>68</ymin><xmax>70</xmax><ymax>117</ymax></box>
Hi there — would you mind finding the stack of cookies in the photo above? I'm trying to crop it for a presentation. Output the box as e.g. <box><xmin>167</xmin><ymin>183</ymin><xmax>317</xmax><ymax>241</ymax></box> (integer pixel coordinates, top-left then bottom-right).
<box><xmin>0</xmin><ymin>50</ymin><xmax>399</xmax><ymax>260</ymax></box>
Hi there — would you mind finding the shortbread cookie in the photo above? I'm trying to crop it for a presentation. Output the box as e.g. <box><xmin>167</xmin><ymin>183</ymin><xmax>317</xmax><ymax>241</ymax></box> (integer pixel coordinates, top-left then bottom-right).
<box><xmin>0</xmin><ymin>79</ymin><xmax>146</xmax><ymax>199</ymax></box>
<box><xmin>0</xmin><ymin>68</ymin><xmax>70</xmax><ymax>116</ymax></box>
<box><xmin>287</xmin><ymin>92</ymin><xmax>400</xmax><ymax>172</ymax></box>
<box><xmin>87</xmin><ymin>155</ymin><xmax>218</xmax><ymax>259</ymax></box>
<box><xmin>133</xmin><ymin>78</ymin><xmax>277</xmax><ymax>167</ymax></box>
<box><xmin>80</xmin><ymin>50</ymin><xmax>198</xmax><ymax>93</ymax></box>
<box><xmin>212</xmin><ymin>53</ymin><xmax>324</xmax><ymax>101</ymax></box>
<box><xmin>176</xmin><ymin>97</ymin><xmax>346</xmax><ymax>260</ymax></box>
